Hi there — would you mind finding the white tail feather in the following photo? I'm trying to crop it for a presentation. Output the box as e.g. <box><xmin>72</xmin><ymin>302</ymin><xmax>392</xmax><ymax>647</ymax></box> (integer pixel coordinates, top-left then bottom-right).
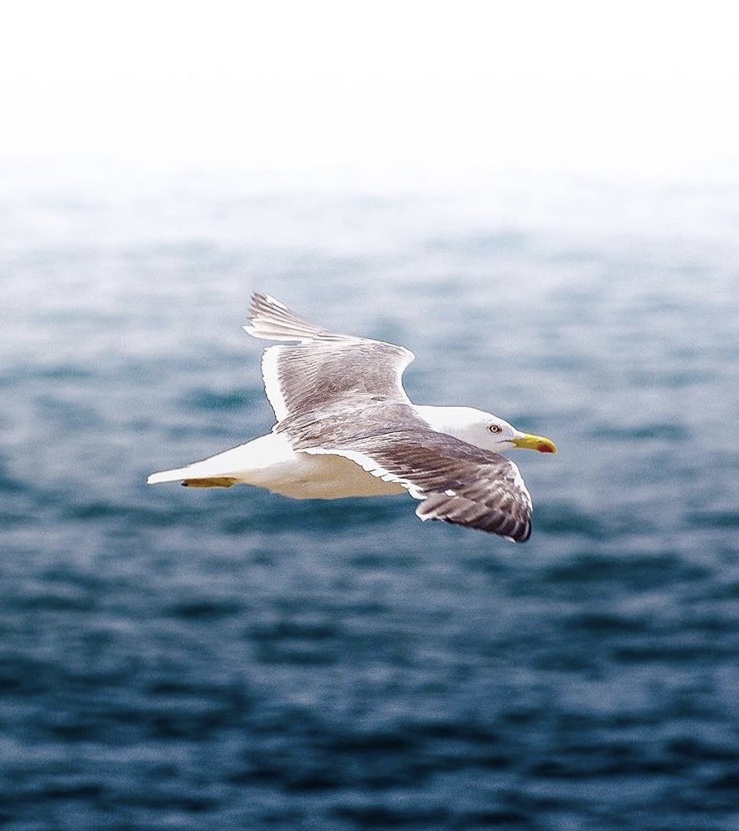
<box><xmin>147</xmin><ymin>434</ymin><xmax>296</xmax><ymax>487</ymax></box>
<box><xmin>147</xmin><ymin>467</ymin><xmax>193</xmax><ymax>484</ymax></box>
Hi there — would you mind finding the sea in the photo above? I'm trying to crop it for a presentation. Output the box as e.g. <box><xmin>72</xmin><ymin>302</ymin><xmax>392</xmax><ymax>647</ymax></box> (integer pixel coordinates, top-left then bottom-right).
<box><xmin>1</xmin><ymin>164</ymin><xmax>738</xmax><ymax>830</ymax></box>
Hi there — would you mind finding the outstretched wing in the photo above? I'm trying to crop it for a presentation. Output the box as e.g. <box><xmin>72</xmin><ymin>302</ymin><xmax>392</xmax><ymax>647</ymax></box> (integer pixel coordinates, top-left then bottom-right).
<box><xmin>279</xmin><ymin>401</ymin><xmax>534</xmax><ymax>542</ymax></box>
<box><xmin>245</xmin><ymin>293</ymin><xmax>414</xmax><ymax>422</ymax></box>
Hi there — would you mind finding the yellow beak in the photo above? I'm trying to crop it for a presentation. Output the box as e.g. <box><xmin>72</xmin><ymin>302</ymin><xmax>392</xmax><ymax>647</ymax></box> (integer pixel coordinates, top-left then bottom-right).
<box><xmin>512</xmin><ymin>433</ymin><xmax>558</xmax><ymax>454</ymax></box>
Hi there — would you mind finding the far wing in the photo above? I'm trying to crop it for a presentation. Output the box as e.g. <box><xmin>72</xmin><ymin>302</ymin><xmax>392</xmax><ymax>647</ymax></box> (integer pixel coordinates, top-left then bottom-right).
<box><xmin>245</xmin><ymin>293</ymin><xmax>414</xmax><ymax>422</ymax></box>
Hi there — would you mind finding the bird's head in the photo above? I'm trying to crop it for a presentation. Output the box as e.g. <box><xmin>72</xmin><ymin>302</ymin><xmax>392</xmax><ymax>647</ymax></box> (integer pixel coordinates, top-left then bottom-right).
<box><xmin>418</xmin><ymin>406</ymin><xmax>557</xmax><ymax>455</ymax></box>
<box><xmin>484</xmin><ymin>414</ymin><xmax>558</xmax><ymax>455</ymax></box>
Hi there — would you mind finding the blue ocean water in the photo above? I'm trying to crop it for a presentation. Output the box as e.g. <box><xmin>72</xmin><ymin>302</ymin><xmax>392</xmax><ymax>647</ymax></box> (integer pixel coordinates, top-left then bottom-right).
<box><xmin>1</xmin><ymin>169</ymin><xmax>739</xmax><ymax>830</ymax></box>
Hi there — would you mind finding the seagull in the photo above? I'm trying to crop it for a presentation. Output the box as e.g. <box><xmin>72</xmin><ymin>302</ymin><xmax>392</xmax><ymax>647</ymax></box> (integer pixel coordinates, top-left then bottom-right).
<box><xmin>148</xmin><ymin>293</ymin><xmax>557</xmax><ymax>541</ymax></box>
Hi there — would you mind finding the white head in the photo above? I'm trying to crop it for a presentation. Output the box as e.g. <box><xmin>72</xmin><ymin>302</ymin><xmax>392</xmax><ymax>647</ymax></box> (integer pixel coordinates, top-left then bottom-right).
<box><xmin>415</xmin><ymin>405</ymin><xmax>557</xmax><ymax>455</ymax></box>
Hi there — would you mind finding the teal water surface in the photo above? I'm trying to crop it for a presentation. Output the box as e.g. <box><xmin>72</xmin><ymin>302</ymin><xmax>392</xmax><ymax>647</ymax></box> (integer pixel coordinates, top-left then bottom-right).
<box><xmin>1</xmin><ymin>174</ymin><xmax>738</xmax><ymax>830</ymax></box>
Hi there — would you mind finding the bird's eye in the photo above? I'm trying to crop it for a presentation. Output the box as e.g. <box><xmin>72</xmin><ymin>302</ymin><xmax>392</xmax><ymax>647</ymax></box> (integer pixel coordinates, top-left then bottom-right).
<box><xmin>488</xmin><ymin>424</ymin><xmax>502</xmax><ymax>434</ymax></box>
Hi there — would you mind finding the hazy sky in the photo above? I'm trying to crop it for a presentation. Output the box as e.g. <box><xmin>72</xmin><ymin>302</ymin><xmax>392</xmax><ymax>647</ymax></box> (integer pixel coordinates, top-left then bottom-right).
<box><xmin>2</xmin><ymin>1</ymin><xmax>738</xmax><ymax>183</ymax></box>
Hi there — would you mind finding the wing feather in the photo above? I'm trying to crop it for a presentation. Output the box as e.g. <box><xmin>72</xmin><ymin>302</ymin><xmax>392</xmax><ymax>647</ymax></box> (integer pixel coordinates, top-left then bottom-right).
<box><xmin>280</xmin><ymin>402</ymin><xmax>533</xmax><ymax>542</ymax></box>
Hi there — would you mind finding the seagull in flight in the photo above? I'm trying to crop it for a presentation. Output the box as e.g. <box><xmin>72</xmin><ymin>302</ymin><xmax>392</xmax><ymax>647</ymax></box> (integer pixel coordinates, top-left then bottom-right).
<box><xmin>148</xmin><ymin>293</ymin><xmax>557</xmax><ymax>541</ymax></box>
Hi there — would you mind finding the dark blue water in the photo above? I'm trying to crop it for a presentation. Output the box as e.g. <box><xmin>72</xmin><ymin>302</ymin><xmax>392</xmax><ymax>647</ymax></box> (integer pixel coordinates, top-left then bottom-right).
<box><xmin>2</xmin><ymin>171</ymin><xmax>739</xmax><ymax>830</ymax></box>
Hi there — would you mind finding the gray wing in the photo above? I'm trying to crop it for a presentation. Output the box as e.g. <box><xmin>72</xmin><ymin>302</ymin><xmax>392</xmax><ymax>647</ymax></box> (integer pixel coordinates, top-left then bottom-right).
<box><xmin>245</xmin><ymin>293</ymin><xmax>414</xmax><ymax>422</ymax></box>
<box><xmin>279</xmin><ymin>401</ymin><xmax>533</xmax><ymax>542</ymax></box>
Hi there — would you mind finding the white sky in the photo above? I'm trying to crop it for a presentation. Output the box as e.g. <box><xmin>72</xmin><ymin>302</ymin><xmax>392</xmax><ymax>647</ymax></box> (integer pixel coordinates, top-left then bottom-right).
<box><xmin>2</xmin><ymin>0</ymin><xmax>738</xmax><ymax>183</ymax></box>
